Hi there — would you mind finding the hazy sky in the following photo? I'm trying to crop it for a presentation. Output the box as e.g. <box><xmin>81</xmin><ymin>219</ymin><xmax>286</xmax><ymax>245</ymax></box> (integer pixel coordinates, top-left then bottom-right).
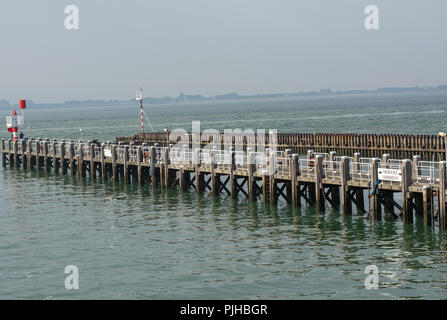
<box><xmin>0</xmin><ymin>0</ymin><xmax>446</xmax><ymax>103</ymax></box>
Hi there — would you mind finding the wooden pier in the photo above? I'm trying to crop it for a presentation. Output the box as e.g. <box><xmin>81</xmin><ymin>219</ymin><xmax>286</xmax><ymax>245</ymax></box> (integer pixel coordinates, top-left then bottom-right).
<box><xmin>117</xmin><ymin>132</ymin><xmax>447</xmax><ymax>161</ymax></box>
<box><xmin>2</xmin><ymin>137</ymin><xmax>447</xmax><ymax>231</ymax></box>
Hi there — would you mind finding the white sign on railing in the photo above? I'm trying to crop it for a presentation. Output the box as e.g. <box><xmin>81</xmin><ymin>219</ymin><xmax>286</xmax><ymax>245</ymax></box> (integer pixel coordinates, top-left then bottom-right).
<box><xmin>378</xmin><ymin>168</ymin><xmax>402</xmax><ymax>182</ymax></box>
<box><xmin>104</xmin><ymin>148</ymin><xmax>112</xmax><ymax>157</ymax></box>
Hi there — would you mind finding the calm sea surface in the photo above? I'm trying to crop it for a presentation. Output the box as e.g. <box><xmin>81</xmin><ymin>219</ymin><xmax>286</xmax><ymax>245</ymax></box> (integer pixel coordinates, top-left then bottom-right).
<box><xmin>1</xmin><ymin>92</ymin><xmax>447</xmax><ymax>299</ymax></box>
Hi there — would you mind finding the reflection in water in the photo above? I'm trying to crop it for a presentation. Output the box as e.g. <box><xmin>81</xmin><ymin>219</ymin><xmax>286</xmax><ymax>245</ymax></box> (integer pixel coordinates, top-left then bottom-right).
<box><xmin>2</xmin><ymin>160</ymin><xmax>447</xmax><ymax>299</ymax></box>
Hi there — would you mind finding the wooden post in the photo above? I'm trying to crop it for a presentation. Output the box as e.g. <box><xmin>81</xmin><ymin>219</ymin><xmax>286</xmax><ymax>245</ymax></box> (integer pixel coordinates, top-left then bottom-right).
<box><xmin>230</xmin><ymin>149</ymin><xmax>237</xmax><ymax>198</ymax></box>
<box><xmin>53</xmin><ymin>141</ymin><xmax>58</xmax><ymax>173</ymax></box>
<box><xmin>371</xmin><ymin>158</ymin><xmax>381</xmax><ymax>220</ymax></box>
<box><xmin>422</xmin><ymin>186</ymin><xmax>433</xmax><ymax>227</ymax></box>
<box><xmin>353</xmin><ymin>153</ymin><xmax>364</xmax><ymax>212</ymax></box>
<box><xmin>211</xmin><ymin>149</ymin><xmax>217</xmax><ymax>196</ymax></box>
<box><xmin>340</xmin><ymin>157</ymin><xmax>352</xmax><ymax>215</ymax></box>
<box><xmin>307</xmin><ymin>150</ymin><xmax>316</xmax><ymax>203</ymax></box>
<box><xmin>61</xmin><ymin>141</ymin><xmax>67</xmax><ymax>174</ymax></box>
<box><xmin>124</xmin><ymin>145</ymin><xmax>129</xmax><ymax>184</ymax></box>
<box><xmin>69</xmin><ymin>141</ymin><xmax>74</xmax><ymax>175</ymax></box>
<box><xmin>269</xmin><ymin>151</ymin><xmax>277</xmax><ymax>204</ymax></box>
<box><xmin>291</xmin><ymin>154</ymin><xmax>299</xmax><ymax>208</ymax></box>
<box><xmin>401</xmin><ymin>159</ymin><xmax>413</xmax><ymax>223</ymax></box>
<box><xmin>194</xmin><ymin>148</ymin><xmax>203</xmax><ymax>193</ymax></box>
<box><xmin>78</xmin><ymin>142</ymin><xmax>83</xmax><ymax>177</ymax></box>
<box><xmin>164</xmin><ymin>147</ymin><xmax>170</xmax><ymax>188</ymax></box>
<box><xmin>1</xmin><ymin>139</ymin><xmax>5</xmax><ymax>167</ymax></box>
<box><xmin>439</xmin><ymin>161</ymin><xmax>446</xmax><ymax>229</ymax></box>
<box><xmin>90</xmin><ymin>143</ymin><xmax>95</xmax><ymax>179</ymax></box>
<box><xmin>179</xmin><ymin>167</ymin><xmax>186</xmax><ymax>191</ymax></box>
<box><xmin>150</xmin><ymin>146</ymin><xmax>157</xmax><ymax>188</ymax></box>
<box><xmin>329</xmin><ymin>151</ymin><xmax>340</xmax><ymax>208</ymax></box>
<box><xmin>137</xmin><ymin>146</ymin><xmax>143</xmax><ymax>186</ymax></box>
<box><xmin>248</xmin><ymin>152</ymin><xmax>256</xmax><ymax>201</ymax></box>
<box><xmin>13</xmin><ymin>139</ymin><xmax>18</xmax><ymax>168</ymax></box>
<box><xmin>100</xmin><ymin>144</ymin><xmax>105</xmax><ymax>181</ymax></box>
<box><xmin>111</xmin><ymin>145</ymin><xmax>118</xmax><ymax>182</ymax></box>
<box><xmin>27</xmin><ymin>139</ymin><xmax>32</xmax><ymax>170</ymax></box>
<box><xmin>43</xmin><ymin>141</ymin><xmax>48</xmax><ymax>172</ymax></box>
<box><xmin>21</xmin><ymin>139</ymin><xmax>26</xmax><ymax>169</ymax></box>
<box><xmin>315</xmin><ymin>155</ymin><xmax>324</xmax><ymax>212</ymax></box>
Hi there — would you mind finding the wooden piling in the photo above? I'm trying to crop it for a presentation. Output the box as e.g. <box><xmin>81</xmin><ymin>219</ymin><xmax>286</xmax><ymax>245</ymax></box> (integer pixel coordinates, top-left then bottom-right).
<box><xmin>423</xmin><ymin>185</ymin><xmax>433</xmax><ymax>226</ymax></box>
<box><xmin>13</xmin><ymin>139</ymin><xmax>18</xmax><ymax>168</ymax></box>
<box><xmin>340</xmin><ymin>157</ymin><xmax>352</xmax><ymax>215</ymax></box>
<box><xmin>137</xmin><ymin>146</ymin><xmax>143</xmax><ymax>186</ymax></box>
<box><xmin>60</xmin><ymin>141</ymin><xmax>67</xmax><ymax>174</ymax></box>
<box><xmin>27</xmin><ymin>139</ymin><xmax>32</xmax><ymax>170</ymax></box>
<box><xmin>230</xmin><ymin>150</ymin><xmax>237</xmax><ymax>198</ymax></box>
<box><xmin>291</xmin><ymin>154</ymin><xmax>299</xmax><ymax>208</ymax></box>
<box><xmin>90</xmin><ymin>143</ymin><xmax>95</xmax><ymax>179</ymax></box>
<box><xmin>371</xmin><ymin>158</ymin><xmax>381</xmax><ymax>220</ymax></box>
<box><xmin>43</xmin><ymin>141</ymin><xmax>48</xmax><ymax>172</ymax></box>
<box><xmin>439</xmin><ymin>161</ymin><xmax>446</xmax><ymax>229</ymax></box>
<box><xmin>123</xmin><ymin>145</ymin><xmax>129</xmax><ymax>184</ymax></box>
<box><xmin>111</xmin><ymin>145</ymin><xmax>118</xmax><ymax>182</ymax></box>
<box><xmin>401</xmin><ymin>159</ymin><xmax>413</xmax><ymax>223</ymax></box>
<box><xmin>315</xmin><ymin>155</ymin><xmax>324</xmax><ymax>212</ymax></box>
<box><xmin>248</xmin><ymin>152</ymin><xmax>256</xmax><ymax>201</ymax></box>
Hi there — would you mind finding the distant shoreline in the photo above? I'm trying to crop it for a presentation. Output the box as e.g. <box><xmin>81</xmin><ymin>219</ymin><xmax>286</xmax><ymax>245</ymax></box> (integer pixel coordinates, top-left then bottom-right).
<box><xmin>2</xmin><ymin>85</ymin><xmax>447</xmax><ymax>110</ymax></box>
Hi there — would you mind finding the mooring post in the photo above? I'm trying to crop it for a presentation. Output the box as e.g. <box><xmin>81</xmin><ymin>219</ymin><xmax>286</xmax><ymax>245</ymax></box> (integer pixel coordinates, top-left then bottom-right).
<box><xmin>27</xmin><ymin>139</ymin><xmax>32</xmax><ymax>170</ymax></box>
<box><xmin>194</xmin><ymin>148</ymin><xmax>203</xmax><ymax>193</ymax></box>
<box><xmin>60</xmin><ymin>141</ymin><xmax>67</xmax><ymax>175</ymax></box>
<box><xmin>371</xmin><ymin>158</ymin><xmax>381</xmax><ymax>220</ymax></box>
<box><xmin>329</xmin><ymin>151</ymin><xmax>340</xmax><ymax>208</ymax></box>
<box><xmin>12</xmin><ymin>139</ymin><xmax>18</xmax><ymax>169</ymax></box>
<box><xmin>412</xmin><ymin>155</ymin><xmax>423</xmax><ymax>217</ymax></box>
<box><xmin>315</xmin><ymin>155</ymin><xmax>324</xmax><ymax>212</ymax></box>
<box><xmin>90</xmin><ymin>143</ymin><xmax>95</xmax><ymax>180</ymax></box>
<box><xmin>230</xmin><ymin>148</ymin><xmax>236</xmax><ymax>198</ymax></box>
<box><xmin>162</xmin><ymin>147</ymin><xmax>169</xmax><ymax>188</ymax></box>
<box><xmin>340</xmin><ymin>156</ymin><xmax>352</xmax><ymax>215</ymax></box>
<box><xmin>69</xmin><ymin>141</ymin><xmax>74</xmax><ymax>175</ymax></box>
<box><xmin>307</xmin><ymin>150</ymin><xmax>316</xmax><ymax>203</ymax></box>
<box><xmin>248</xmin><ymin>152</ymin><xmax>256</xmax><ymax>201</ymax></box>
<box><xmin>123</xmin><ymin>145</ymin><xmax>129</xmax><ymax>184</ymax></box>
<box><xmin>291</xmin><ymin>154</ymin><xmax>299</xmax><ymax>208</ymax></box>
<box><xmin>439</xmin><ymin>161</ymin><xmax>446</xmax><ymax>229</ymax></box>
<box><xmin>52</xmin><ymin>140</ymin><xmax>58</xmax><ymax>173</ymax></box>
<box><xmin>100</xmin><ymin>144</ymin><xmax>105</xmax><ymax>181</ymax></box>
<box><xmin>77</xmin><ymin>142</ymin><xmax>83</xmax><ymax>177</ymax></box>
<box><xmin>111</xmin><ymin>145</ymin><xmax>117</xmax><ymax>182</ymax></box>
<box><xmin>381</xmin><ymin>154</ymin><xmax>394</xmax><ymax>216</ymax></box>
<box><xmin>7</xmin><ymin>139</ymin><xmax>12</xmax><ymax>167</ymax></box>
<box><xmin>1</xmin><ymin>139</ymin><xmax>5</xmax><ymax>167</ymax></box>
<box><xmin>401</xmin><ymin>159</ymin><xmax>413</xmax><ymax>223</ymax></box>
<box><xmin>210</xmin><ymin>149</ymin><xmax>217</xmax><ymax>196</ymax></box>
<box><xmin>21</xmin><ymin>139</ymin><xmax>26</xmax><ymax>170</ymax></box>
<box><xmin>179</xmin><ymin>166</ymin><xmax>186</xmax><ymax>191</ymax></box>
<box><xmin>43</xmin><ymin>141</ymin><xmax>48</xmax><ymax>172</ymax></box>
<box><xmin>137</xmin><ymin>146</ymin><xmax>143</xmax><ymax>186</ymax></box>
<box><xmin>269</xmin><ymin>151</ymin><xmax>277</xmax><ymax>204</ymax></box>
<box><xmin>150</xmin><ymin>146</ymin><xmax>156</xmax><ymax>187</ymax></box>
<box><xmin>353</xmin><ymin>152</ymin><xmax>364</xmax><ymax>212</ymax></box>
<box><xmin>423</xmin><ymin>185</ymin><xmax>433</xmax><ymax>226</ymax></box>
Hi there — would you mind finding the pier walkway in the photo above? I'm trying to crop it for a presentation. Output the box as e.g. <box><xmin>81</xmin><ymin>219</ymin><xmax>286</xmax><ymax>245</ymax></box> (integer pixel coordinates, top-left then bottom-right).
<box><xmin>2</xmin><ymin>137</ymin><xmax>446</xmax><ymax>230</ymax></box>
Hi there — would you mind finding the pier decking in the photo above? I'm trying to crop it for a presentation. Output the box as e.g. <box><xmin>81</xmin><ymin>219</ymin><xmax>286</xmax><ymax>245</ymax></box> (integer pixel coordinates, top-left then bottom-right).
<box><xmin>2</xmin><ymin>137</ymin><xmax>447</xmax><ymax>231</ymax></box>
